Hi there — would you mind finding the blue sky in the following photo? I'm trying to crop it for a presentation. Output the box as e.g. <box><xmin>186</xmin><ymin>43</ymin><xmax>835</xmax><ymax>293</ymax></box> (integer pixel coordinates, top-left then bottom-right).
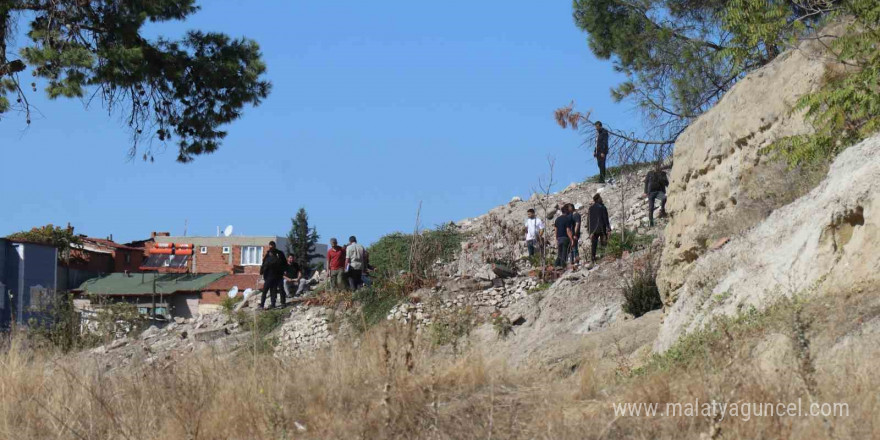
<box><xmin>0</xmin><ymin>1</ymin><xmax>638</xmax><ymax>246</ymax></box>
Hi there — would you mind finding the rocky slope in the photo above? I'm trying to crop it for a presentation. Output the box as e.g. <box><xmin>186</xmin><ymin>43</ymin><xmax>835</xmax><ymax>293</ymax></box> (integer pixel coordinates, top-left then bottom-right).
<box><xmin>657</xmin><ymin>30</ymin><xmax>844</xmax><ymax>302</ymax></box>
<box><xmin>656</xmin><ymin>134</ymin><xmax>880</xmax><ymax>351</ymax></box>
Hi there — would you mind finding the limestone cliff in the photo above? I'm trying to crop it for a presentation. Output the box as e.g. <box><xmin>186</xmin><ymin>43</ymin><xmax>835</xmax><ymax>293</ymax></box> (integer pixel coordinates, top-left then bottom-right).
<box><xmin>655</xmin><ymin>28</ymin><xmax>879</xmax><ymax>350</ymax></box>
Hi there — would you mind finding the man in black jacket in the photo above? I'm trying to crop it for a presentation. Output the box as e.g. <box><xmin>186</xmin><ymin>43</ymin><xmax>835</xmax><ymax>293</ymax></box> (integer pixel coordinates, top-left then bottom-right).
<box><xmin>553</xmin><ymin>204</ymin><xmax>575</xmax><ymax>268</ymax></box>
<box><xmin>643</xmin><ymin>167</ymin><xmax>670</xmax><ymax>227</ymax></box>
<box><xmin>260</xmin><ymin>241</ymin><xmax>288</xmax><ymax>309</ymax></box>
<box><xmin>594</xmin><ymin>121</ymin><xmax>609</xmax><ymax>183</ymax></box>
<box><xmin>587</xmin><ymin>194</ymin><xmax>612</xmax><ymax>263</ymax></box>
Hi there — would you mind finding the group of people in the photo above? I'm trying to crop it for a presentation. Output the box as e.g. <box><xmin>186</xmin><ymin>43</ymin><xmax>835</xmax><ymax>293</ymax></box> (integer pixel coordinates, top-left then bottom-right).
<box><xmin>523</xmin><ymin>163</ymin><xmax>670</xmax><ymax>269</ymax></box>
<box><xmin>325</xmin><ymin>236</ymin><xmax>369</xmax><ymax>292</ymax></box>
<box><xmin>257</xmin><ymin>236</ymin><xmax>371</xmax><ymax>309</ymax></box>
<box><xmin>524</xmin><ymin>194</ymin><xmax>612</xmax><ymax>268</ymax></box>
<box><xmin>258</xmin><ymin>241</ymin><xmax>312</xmax><ymax>309</ymax></box>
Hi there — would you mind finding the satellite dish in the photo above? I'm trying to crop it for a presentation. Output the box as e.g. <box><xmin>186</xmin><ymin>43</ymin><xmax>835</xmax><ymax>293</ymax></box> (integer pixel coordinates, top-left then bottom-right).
<box><xmin>223</xmin><ymin>225</ymin><xmax>234</xmax><ymax>237</ymax></box>
<box><xmin>227</xmin><ymin>286</ymin><xmax>239</xmax><ymax>298</ymax></box>
<box><xmin>242</xmin><ymin>288</ymin><xmax>254</xmax><ymax>301</ymax></box>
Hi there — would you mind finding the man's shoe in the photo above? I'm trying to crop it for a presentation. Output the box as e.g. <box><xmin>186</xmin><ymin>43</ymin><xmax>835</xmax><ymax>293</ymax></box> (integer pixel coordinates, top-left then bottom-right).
<box><xmin>658</xmin><ymin>210</ymin><xmax>668</xmax><ymax>218</ymax></box>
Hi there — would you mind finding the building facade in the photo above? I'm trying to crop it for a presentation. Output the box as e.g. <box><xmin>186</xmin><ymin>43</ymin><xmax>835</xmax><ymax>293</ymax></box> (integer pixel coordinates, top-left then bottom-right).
<box><xmin>0</xmin><ymin>239</ymin><xmax>58</xmax><ymax>328</ymax></box>
<box><xmin>150</xmin><ymin>236</ymin><xmax>327</xmax><ymax>274</ymax></box>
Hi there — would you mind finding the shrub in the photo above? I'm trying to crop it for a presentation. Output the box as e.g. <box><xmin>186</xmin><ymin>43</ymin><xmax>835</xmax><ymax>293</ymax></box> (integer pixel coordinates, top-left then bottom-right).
<box><xmin>621</xmin><ymin>252</ymin><xmax>662</xmax><ymax>318</ymax></box>
<box><xmin>220</xmin><ymin>296</ymin><xmax>243</xmax><ymax>315</ymax></box>
<box><xmin>350</xmin><ymin>287</ymin><xmax>404</xmax><ymax>333</ymax></box>
<box><xmin>368</xmin><ymin>222</ymin><xmax>465</xmax><ymax>283</ymax></box>
<box><xmin>26</xmin><ymin>292</ymin><xmax>100</xmax><ymax>351</ymax></box>
<box><xmin>605</xmin><ymin>229</ymin><xmax>653</xmax><ymax>258</ymax></box>
<box><xmin>429</xmin><ymin>306</ymin><xmax>478</xmax><ymax>348</ymax></box>
<box><xmin>491</xmin><ymin>313</ymin><xmax>513</xmax><ymax>339</ymax></box>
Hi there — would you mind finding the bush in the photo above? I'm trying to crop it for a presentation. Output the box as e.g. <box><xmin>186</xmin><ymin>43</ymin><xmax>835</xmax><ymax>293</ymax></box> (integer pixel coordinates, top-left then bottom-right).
<box><xmin>220</xmin><ymin>296</ymin><xmax>242</xmax><ymax>315</ymax></box>
<box><xmin>621</xmin><ymin>254</ymin><xmax>662</xmax><ymax>318</ymax></box>
<box><xmin>368</xmin><ymin>222</ymin><xmax>465</xmax><ymax>283</ymax></box>
<box><xmin>429</xmin><ymin>306</ymin><xmax>478</xmax><ymax>348</ymax></box>
<box><xmin>585</xmin><ymin>161</ymin><xmax>652</xmax><ymax>183</ymax></box>
<box><xmin>605</xmin><ymin>229</ymin><xmax>653</xmax><ymax>259</ymax></box>
<box><xmin>26</xmin><ymin>292</ymin><xmax>100</xmax><ymax>351</ymax></box>
<box><xmin>350</xmin><ymin>287</ymin><xmax>404</xmax><ymax>333</ymax></box>
<box><xmin>491</xmin><ymin>313</ymin><xmax>513</xmax><ymax>339</ymax></box>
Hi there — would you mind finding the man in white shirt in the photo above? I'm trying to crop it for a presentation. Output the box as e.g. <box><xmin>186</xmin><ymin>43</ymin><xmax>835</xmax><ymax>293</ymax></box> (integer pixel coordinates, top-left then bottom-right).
<box><xmin>524</xmin><ymin>208</ymin><xmax>545</xmax><ymax>259</ymax></box>
<box><xmin>345</xmin><ymin>235</ymin><xmax>367</xmax><ymax>291</ymax></box>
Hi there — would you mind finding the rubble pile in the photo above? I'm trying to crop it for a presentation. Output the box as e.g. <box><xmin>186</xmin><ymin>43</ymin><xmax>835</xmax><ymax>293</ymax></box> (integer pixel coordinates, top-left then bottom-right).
<box><xmin>275</xmin><ymin>306</ymin><xmax>334</xmax><ymax>357</ymax></box>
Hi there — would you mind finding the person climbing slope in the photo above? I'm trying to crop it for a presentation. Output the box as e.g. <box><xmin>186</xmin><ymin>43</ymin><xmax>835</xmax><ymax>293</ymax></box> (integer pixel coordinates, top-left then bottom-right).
<box><xmin>643</xmin><ymin>165</ymin><xmax>670</xmax><ymax>227</ymax></box>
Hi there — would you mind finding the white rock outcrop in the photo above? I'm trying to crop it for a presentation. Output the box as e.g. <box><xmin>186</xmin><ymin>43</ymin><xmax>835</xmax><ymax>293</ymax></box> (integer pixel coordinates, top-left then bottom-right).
<box><xmin>655</xmin><ymin>134</ymin><xmax>880</xmax><ymax>351</ymax></box>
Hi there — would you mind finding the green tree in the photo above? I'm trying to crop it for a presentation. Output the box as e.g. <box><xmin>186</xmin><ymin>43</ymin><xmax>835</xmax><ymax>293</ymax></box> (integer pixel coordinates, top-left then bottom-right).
<box><xmin>571</xmin><ymin>0</ymin><xmax>831</xmax><ymax>141</ymax></box>
<box><xmin>286</xmin><ymin>208</ymin><xmax>320</xmax><ymax>273</ymax></box>
<box><xmin>6</xmin><ymin>223</ymin><xmax>82</xmax><ymax>263</ymax></box>
<box><xmin>0</xmin><ymin>1</ymin><xmax>270</xmax><ymax>162</ymax></box>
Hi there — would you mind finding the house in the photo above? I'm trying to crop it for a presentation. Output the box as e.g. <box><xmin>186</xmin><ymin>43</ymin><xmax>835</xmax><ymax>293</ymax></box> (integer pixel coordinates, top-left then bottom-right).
<box><xmin>74</xmin><ymin>272</ymin><xmax>226</xmax><ymax>319</ymax></box>
<box><xmin>59</xmin><ymin>235</ymin><xmax>147</xmax><ymax>290</ymax></box>
<box><xmin>0</xmin><ymin>238</ymin><xmax>58</xmax><ymax>328</ymax></box>
<box><xmin>149</xmin><ymin>235</ymin><xmax>327</xmax><ymax>274</ymax></box>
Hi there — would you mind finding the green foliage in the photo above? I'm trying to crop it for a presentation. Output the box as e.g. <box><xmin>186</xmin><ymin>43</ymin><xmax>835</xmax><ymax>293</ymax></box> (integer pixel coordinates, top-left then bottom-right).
<box><xmin>1</xmin><ymin>1</ymin><xmax>270</xmax><ymax>162</ymax></box>
<box><xmin>368</xmin><ymin>223</ymin><xmax>465</xmax><ymax>282</ymax></box>
<box><xmin>770</xmin><ymin>1</ymin><xmax>880</xmax><ymax>165</ymax></box>
<box><xmin>6</xmin><ymin>223</ymin><xmax>81</xmax><ymax>263</ymax></box>
<box><xmin>572</xmin><ymin>1</ymin><xmax>830</xmax><ymax>139</ymax></box>
<box><xmin>220</xmin><ymin>296</ymin><xmax>242</xmax><ymax>315</ymax></box>
<box><xmin>605</xmin><ymin>229</ymin><xmax>653</xmax><ymax>258</ymax></box>
<box><xmin>286</xmin><ymin>208</ymin><xmax>321</xmax><ymax>274</ymax></box>
<box><xmin>585</xmin><ymin>161</ymin><xmax>652</xmax><ymax>183</ymax></box>
<box><xmin>350</xmin><ymin>287</ymin><xmax>403</xmax><ymax>333</ymax></box>
<box><xmin>527</xmin><ymin>282</ymin><xmax>552</xmax><ymax>294</ymax></box>
<box><xmin>491</xmin><ymin>313</ymin><xmax>513</xmax><ymax>339</ymax></box>
<box><xmin>26</xmin><ymin>292</ymin><xmax>100</xmax><ymax>351</ymax></box>
<box><xmin>621</xmin><ymin>256</ymin><xmax>662</xmax><ymax>318</ymax></box>
<box><xmin>634</xmin><ymin>303</ymin><xmax>772</xmax><ymax>375</ymax></box>
<box><xmin>429</xmin><ymin>306</ymin><xmax>478</xmax><ymax>347</ymax></box>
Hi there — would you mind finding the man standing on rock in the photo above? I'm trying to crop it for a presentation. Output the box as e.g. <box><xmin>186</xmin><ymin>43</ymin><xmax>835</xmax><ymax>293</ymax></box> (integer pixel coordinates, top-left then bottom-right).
<box><xmin>587</xmin><ymin>194</ymin><xmax>612</xmax><ymax>264</ymax></box>
<box><xmin>643</xmin><ymin>165</ymin><xmax>669</xmax><ymax>227</ymax></box>
<box><xmin>260</xmin><ymin>241</ymin><xmax>288</xmax><ymax>309</ymax></box>
<box><xmin>594</xmin><ymin>121</ymin><xmax>609</xmax><ymax>184</ymax></box>
<box><xmin>345</xmin><ymin>236</ymin><xmax>367</xmax><ymax>291</ymax></box>
<box><xmin>524</xmin><ymin>208</ymin><xmax>545</xmax><ymax>261</ymax></box>
<box><xmin>326</xmin><ymin>238</ymin><xmax>346</xmax><ymax>291</ymax></box>
<box><xmin>568</xmin><ymin>203</ymin><xmax>582</xmax><ymax>266</ymax></box>
<box><xmin>553</xmin><ymin>204</ymin><xmax>575</xmax><ymax>268</ymax></box>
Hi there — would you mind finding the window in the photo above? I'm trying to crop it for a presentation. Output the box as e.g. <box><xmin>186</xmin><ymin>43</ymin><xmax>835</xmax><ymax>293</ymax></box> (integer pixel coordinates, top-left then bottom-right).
<box><xmin>125</xmin><ymin>253</ymin><xmax>131</xmax><ymax>264</ymax></box>
<box><xmin>200</xmin><ymin>246</ymin><xmax>208</xmax><ymax>254</ymax></box>
<box><xmin>222</xmin><ymin>246</ymin><xmax>231</xmax><ymax>254</ymax></box>
<box><xmin>241</xmin><ymin>246</ymin><xmax>263</xmax><ymax>266</ymax></box>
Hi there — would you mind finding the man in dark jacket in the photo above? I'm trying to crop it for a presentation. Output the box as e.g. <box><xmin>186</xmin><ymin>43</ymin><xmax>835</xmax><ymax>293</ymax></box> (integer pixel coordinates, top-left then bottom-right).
<box><xmin>643</xmin><ymin>167</ymin><xmax>669</xmax><ymax>226</ymax></box>
<box><xmin>594</xmin><ymin>121</ymin><xmax>609</xmax><ymax>183</ymax></box>
<box><xmin>587</xmin><ymin>194</ymin><xmax>612</xmax><ymax>263</ymax></box>
<box><xmin>553</xmin><ymin>204</ymin><xmax>575</xmax><ymax>268</ymax></box>
<box><xmin>260</xmin><ymin>241</ymin><xmax>288</xmax><ymax>309</ymax></box>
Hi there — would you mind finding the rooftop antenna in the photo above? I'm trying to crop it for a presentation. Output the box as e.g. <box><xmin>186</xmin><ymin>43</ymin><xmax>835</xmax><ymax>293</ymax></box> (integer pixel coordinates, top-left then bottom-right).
<box><xmin>183</xmin><ymin>219</ymin><xmax>188</xmax><ymax>237</ymax></box>
<box><xmin>223</xmin><ymin>225</ymin><xmax>234</xmax><ymax>237</ymax></box>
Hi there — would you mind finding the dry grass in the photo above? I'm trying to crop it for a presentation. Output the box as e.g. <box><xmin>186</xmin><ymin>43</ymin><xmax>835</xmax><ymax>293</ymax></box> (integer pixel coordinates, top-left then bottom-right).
<box><xmin>0</xmin><ymin>286</ymin><xmax>878</xmax><ymax>439</ymax></box>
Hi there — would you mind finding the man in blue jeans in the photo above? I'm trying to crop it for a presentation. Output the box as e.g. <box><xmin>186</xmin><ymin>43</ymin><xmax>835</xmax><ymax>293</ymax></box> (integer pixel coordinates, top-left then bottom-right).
<box><xmin>553</xmin><ymin>204</ymin><xmax>575</xmax><ymax>268</ymax></box>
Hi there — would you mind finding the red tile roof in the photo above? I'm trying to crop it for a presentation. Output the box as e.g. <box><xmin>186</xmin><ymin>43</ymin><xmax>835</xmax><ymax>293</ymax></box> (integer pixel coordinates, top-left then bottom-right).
<box><xmin>203</xmin><ymin>274</ymin><xmax>261</xmax><ymax>291</ymax></box>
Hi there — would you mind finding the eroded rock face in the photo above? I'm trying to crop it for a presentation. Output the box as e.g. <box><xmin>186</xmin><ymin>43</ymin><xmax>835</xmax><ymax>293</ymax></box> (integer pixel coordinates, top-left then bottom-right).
<box><xmin>658</xmin><ymin>34</ymin><xmax>843</xmax><ymax>303</ymax></box>
<box><xmin>655</xmin><ymin>135</ymin><xmax>880</xmax><ymax>351</ymax></box>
